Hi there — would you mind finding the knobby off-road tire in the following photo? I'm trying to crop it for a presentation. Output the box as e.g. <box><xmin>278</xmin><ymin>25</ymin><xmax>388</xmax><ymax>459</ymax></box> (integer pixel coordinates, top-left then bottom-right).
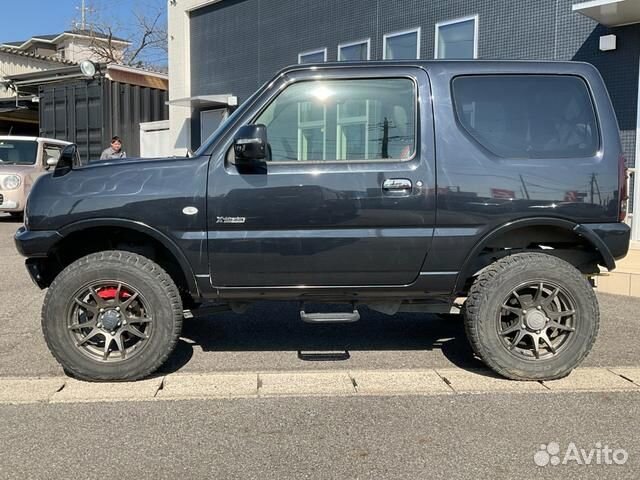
<box><xmin>42</xmin><ymin>251</ymin><xmax>183</xmax><ymax>381</ymax></box>
<box><xmin>464</xmin><ymin>252</ymin><xmax>599</xmax><ymax>381</ymax></box>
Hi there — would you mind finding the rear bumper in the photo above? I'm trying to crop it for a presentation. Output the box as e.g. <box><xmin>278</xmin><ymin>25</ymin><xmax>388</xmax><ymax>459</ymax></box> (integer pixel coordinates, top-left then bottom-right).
<box><xmin>14</xmin><ymin>226</ymin><xmax>62</xmax><ymax>258</ymax></box>
<box><xmin>576</xmin><ymin>222</ymin><xmax>631</xmax><ymax>270</ymax></box>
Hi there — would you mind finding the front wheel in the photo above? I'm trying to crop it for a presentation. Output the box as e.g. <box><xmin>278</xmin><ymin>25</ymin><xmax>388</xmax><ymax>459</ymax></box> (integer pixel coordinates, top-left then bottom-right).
<box><xmin>464</xmin><ymin>252</ymin><xmax>599</xmax><ymax>381</ymax></box>
<box><xmin>42</xmin><ymin>251</ymin><xmax>183</xmax><ymax>381</ymax></box>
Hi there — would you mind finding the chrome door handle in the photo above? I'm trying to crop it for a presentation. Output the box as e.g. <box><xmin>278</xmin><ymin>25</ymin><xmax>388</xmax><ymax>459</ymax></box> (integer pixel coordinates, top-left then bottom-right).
<box><xmin>382</xmin><ymin>178</ymin><xmax>412</xmax><ymax>191</ymax></box>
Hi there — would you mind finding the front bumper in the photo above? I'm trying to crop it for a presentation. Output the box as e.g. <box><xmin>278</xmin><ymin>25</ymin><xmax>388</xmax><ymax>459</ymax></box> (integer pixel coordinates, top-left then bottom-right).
<box><xmin>0</xmin><ymin>190</ymin><xmax>22</xmax><ymax>212</ymax></box>
<box><xmin>14</xmin><ymin>226</ymin><xmax>62</xmax><ymax>258</ymax></box>
<box><xmin>14</xmin><ymin>227</ymin><xmax>63</xmax><ymax>289</ymax></box>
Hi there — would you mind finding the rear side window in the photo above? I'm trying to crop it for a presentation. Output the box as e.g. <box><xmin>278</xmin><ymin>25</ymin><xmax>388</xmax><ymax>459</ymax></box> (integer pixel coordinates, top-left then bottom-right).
<box><xmin>452</xmin><ymin>75</ymin><xmax>599</xmax><ymax>158</ymax></box>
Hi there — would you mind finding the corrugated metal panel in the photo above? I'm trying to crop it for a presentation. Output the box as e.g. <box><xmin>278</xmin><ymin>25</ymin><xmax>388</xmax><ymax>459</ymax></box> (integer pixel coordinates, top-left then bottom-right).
<box><xmin>39</xmin><ymin>80</ymin><xmax>104</xmax><ymax>162</ymax></box>
<box><xmin>39</xmin><ymin>78</ymin><xmax>168</xmax><ymax>161</ymax></box>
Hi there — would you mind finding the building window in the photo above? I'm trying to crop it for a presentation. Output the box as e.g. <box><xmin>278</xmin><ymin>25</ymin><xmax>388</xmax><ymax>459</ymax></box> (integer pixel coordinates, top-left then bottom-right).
<box><xmin>338</xmin><ymin>39</ymin><xmax>370</xmax><ymax>61</ymax></box>
<box><xmin>57</xmin><ymin>46</ymin><xmax>65</xmax><ymax>60</ymax></box>
<box><xmin>435</xmin><ymin>15</ymin><xmax>478</xmax><ymax>59</ymax></box>
<box><xmin>298</xmin><ymin>48</ymin><xmax>327</xmax><ymax>64</ymax></box>
<box><xmin>253</xmin><ymin>78</ymin><xmax>416</xmax><ymax>162</ymax></box>
<box><xmin>383</xmin><ymin>28</ymin><xmax>420</xmax><ymax>60</ymax></box>
<box><xmin>451</xmin><ymin>75</ymin><xmax>599</xmax><ymax>159</ymax></box>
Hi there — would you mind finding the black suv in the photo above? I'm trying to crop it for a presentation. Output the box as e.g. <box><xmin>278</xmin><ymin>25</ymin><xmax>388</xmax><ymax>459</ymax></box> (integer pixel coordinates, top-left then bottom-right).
<box><xmin>15</xmin><ymin>61</ymin><xmax>630</xmax><ymax>382</ymax></box>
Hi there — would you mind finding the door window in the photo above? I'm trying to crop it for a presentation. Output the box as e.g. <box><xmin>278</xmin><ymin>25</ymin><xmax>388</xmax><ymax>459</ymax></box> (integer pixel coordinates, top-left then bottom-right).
<box><xmin>254</xmin><ymin>78</ymin><xmax>416</xmax><ymax>162</ymax></box>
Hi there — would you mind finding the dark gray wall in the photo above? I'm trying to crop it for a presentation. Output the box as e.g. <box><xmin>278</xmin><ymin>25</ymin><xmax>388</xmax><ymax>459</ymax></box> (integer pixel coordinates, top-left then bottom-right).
<box><xmin>190</xmin><ymin>0</ymin><xmax>639</xmax><ymax>165</ymax></box>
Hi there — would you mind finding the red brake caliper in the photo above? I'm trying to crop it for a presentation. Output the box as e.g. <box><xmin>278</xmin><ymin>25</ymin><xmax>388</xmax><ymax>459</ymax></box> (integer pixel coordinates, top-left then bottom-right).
<box><xmin>96</xmin><ymin>287</ymin><xmax>131</xmax><ymax>301</ymax></box>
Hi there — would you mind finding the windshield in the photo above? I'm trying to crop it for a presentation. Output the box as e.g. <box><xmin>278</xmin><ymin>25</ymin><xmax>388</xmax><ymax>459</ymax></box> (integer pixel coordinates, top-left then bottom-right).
<box><xmin>0</xmin><ymin>140</ymin><xmax>38</xmax><ymax>165</ymax></box>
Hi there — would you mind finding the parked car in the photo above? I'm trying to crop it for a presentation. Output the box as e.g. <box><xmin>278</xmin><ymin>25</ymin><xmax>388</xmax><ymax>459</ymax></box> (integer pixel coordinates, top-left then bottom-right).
<box><xmin>15</xmin><ymin>61</ymin><xmax>630</xmax><ymax>382</ymax></box>
<box><xmin>0</xmin><ymin>136</ymin><xmax>71</xmax><ymax>218</ymax></box>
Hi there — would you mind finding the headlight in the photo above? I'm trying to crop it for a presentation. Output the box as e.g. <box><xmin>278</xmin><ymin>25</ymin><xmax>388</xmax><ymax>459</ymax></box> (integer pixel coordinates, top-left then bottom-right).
<box><xmin>2</xmin><ymin>175</ymin><xmax>21</xmax><ymax>190</ymax></box>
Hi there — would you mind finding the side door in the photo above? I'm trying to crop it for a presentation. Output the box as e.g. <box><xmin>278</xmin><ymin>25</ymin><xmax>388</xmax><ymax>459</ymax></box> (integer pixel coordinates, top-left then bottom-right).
<box><xmin>207</xmin><ymin>66</ymin><xmax>436</xmax><ymax>287</ymax></box>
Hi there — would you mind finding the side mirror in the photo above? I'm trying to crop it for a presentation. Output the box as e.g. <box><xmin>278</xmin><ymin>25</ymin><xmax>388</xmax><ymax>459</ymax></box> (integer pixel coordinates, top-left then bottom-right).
<box><xmin>233</xmin><ymin>124</ymin><xmax>267</xmax><ymax>163</ymax></box>
<box><xmin>53</xmin><ymin>144</ymin><xmax>78</xmax><ymax>177</ymax></box>
<box><xmin>46</xmin><ymin>157</ymin><xmax>58</xmax><ymax>167</ymax></box>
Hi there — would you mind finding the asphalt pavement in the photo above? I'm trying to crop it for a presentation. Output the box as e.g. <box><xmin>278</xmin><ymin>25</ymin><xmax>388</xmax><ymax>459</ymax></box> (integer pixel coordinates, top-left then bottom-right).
<box><xmin>1</xmin><ymin>392</ymin><xmax>639</xmax><ymax>479</ymax></box>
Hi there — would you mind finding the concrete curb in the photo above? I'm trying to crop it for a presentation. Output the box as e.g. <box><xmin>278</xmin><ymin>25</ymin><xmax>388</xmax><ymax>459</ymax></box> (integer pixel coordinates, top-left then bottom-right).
<box><xmin>0</xmin><ymin>367</ymin><xmax>639</xmax><ymax>405</ymax></box>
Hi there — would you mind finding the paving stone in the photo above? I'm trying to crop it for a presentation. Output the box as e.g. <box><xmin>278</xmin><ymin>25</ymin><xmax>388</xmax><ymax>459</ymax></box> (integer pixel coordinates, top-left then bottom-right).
<box><xmin>158</xmin><ymin>373</ymin><xmax>258</xmax><ymax>399</ymax></box>
<box><xmin>607</xmin><ymin>367</ymin><xmax>640</xmax><ymax>387</ymax></box>
<box><xmin>630</xmin><ymin>274</ymin><xmax>640</xmax><ymax>297</ymax></box>
<box><xmin>350</xmin><ymin>369</ymin><xmax>452</xmax><ymax>395</ymax></box>
<box><xmin>50</xmin><ymin>377</ymin><xmax>163</xmax><ymax>403</ymax></box>
<box><xmin>543</xmin><ymin>368</ymin><xmax>639</xmax><ymax>391</ymax></box>
<box><xmin>597</xmin><ymin>273</ymin><xmax>631</xmax><ymax>296</ymax></box>
<box><xmin>0</xmin><ymin>377</ymin><xmax>65</xmax><ymax>404</ymax></box>
<box><xmin>435</xmin><ymin>368</ymin><xmax>548</xmax><ymax>393</ymax></box>
<box><xmin>259</xmin><ymin>371</ymin><xmax>355</xmax><ymax>397</ymax></box>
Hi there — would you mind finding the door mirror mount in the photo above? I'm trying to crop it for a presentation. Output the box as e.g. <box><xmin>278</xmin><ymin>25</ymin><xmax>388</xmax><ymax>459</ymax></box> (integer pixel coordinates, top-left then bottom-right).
<box><xmin>233</xmin><ymin>124</ymin><xmax>268</xmax><ymax>164</ymax></box>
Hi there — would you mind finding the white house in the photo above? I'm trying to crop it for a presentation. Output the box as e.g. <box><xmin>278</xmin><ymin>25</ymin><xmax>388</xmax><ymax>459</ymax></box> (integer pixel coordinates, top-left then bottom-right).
<box><xmin>1</xmin><ymin>30</ymin><xmax>129</xmax><ymax>64</ymax></box>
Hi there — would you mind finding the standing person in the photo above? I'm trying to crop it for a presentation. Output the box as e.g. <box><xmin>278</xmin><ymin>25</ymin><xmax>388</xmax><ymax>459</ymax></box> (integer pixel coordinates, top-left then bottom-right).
<box><xmin>100</xmin><ymin>136</ymin><xmax>127</xmax><ymax>160</ymax></box>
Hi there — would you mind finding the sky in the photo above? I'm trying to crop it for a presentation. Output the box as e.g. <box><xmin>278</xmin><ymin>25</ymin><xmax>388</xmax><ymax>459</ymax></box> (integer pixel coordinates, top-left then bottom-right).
<box><xmin>0</xmin><ymin>0</ymin><xmax>167</xmax><ymax>63</ymax></box>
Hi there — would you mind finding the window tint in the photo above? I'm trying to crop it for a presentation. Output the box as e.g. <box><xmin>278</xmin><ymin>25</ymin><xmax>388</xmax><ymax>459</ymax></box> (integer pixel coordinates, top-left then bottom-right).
<box><xmin>255</xmin><ymin>78</ymin><xmax>416</xmax><ymax>162</ymax></box>
<box><xmin>436</xmin><ymin>18</ymin><xmax>476</xmax><ymax>59</ymax></box>
<box><xmin>339</xmin><ymin>41</ymin><xmax>369</xmax><ymax>61</ymax></box>
<box><xmin>452</xmin><ymin>75</ymin><xmax>599</xmax><ymax>158</ymax></box>
<box><xmin>384</xmin><ymin>30</ymin><xmax>419</xmax><ymax>59</ymax></box>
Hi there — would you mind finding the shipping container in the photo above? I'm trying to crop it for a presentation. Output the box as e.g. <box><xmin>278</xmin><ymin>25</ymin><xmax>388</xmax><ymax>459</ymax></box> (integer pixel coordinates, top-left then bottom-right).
<box><xmin>38</xmin><ymin>77</ymin><xmax>168</xmax><ymax>162</ymax></box>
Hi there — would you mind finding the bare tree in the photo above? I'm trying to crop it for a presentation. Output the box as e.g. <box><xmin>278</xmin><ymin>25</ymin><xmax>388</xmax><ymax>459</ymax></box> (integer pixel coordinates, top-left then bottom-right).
<box><xmin>72</xmin><ymin>1</ymin><xmax>167</xmax><ymax>69</ymax></box>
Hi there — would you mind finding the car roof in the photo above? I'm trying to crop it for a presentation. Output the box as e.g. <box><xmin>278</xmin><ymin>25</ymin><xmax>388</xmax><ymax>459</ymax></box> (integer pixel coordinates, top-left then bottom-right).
<box><xmin>276</xmin><ymin>59</ymin><xmax>598</xmax><ymax>77</ymax></box>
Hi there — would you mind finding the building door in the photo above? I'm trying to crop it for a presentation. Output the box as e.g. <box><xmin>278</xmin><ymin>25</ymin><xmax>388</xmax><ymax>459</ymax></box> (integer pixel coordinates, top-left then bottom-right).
<box><xmin>206</xmin><ymin>67</ymin><xmax>436</xmax><ymax>287</ymax></box>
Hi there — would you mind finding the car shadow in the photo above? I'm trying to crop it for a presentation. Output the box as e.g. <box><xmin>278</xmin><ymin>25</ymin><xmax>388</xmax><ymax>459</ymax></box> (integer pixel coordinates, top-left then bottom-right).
<box><xmin>158</xmin><ymin>302</ymin><xmax>484</xmax><ymax>374</ymax></box>
<box><xmin>0</xmin><ymin>214</ymin><xmax>22</xmax><ymax>224</ymax></box>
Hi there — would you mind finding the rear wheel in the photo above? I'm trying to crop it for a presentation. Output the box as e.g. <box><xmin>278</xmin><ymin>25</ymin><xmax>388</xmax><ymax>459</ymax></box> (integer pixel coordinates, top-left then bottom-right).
<box><xmin>464</xmin><ymin>252</ymin><xmax>598</xmax><ymax>381</ymax></box>
<box><xmin>42</xmin><ymin>251</ymin><xmax>183</xmax><ymax>381</ymax></box>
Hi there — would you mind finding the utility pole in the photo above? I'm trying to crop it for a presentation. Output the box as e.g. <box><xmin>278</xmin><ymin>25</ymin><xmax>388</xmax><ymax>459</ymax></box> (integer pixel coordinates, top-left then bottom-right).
<box><xmin>589</xmin><ymin>173</ymin><xmax>602</xmax><ymax>205</ymax></box>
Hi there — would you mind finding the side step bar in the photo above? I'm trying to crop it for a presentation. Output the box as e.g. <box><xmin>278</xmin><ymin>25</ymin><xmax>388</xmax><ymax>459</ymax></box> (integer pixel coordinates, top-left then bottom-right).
<box><xmin>300</xmin><ymin>304</ymin><xmax>360</xmax><ymax>324</ymax></box>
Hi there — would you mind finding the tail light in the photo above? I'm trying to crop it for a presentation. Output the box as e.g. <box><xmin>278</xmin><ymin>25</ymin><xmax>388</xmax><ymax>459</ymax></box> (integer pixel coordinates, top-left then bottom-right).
<box><xmin>619</xmin><ymin>154</ymin><xmax>629</xmax><ymax>222</ymax></box>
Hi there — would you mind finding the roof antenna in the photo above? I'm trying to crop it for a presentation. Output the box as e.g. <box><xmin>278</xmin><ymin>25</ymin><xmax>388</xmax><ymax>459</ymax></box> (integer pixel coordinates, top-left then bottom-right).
<box><xmin>8</xmin><ymin>126</ymin><xmax>13</xmax><ymax>136</ymax></box>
